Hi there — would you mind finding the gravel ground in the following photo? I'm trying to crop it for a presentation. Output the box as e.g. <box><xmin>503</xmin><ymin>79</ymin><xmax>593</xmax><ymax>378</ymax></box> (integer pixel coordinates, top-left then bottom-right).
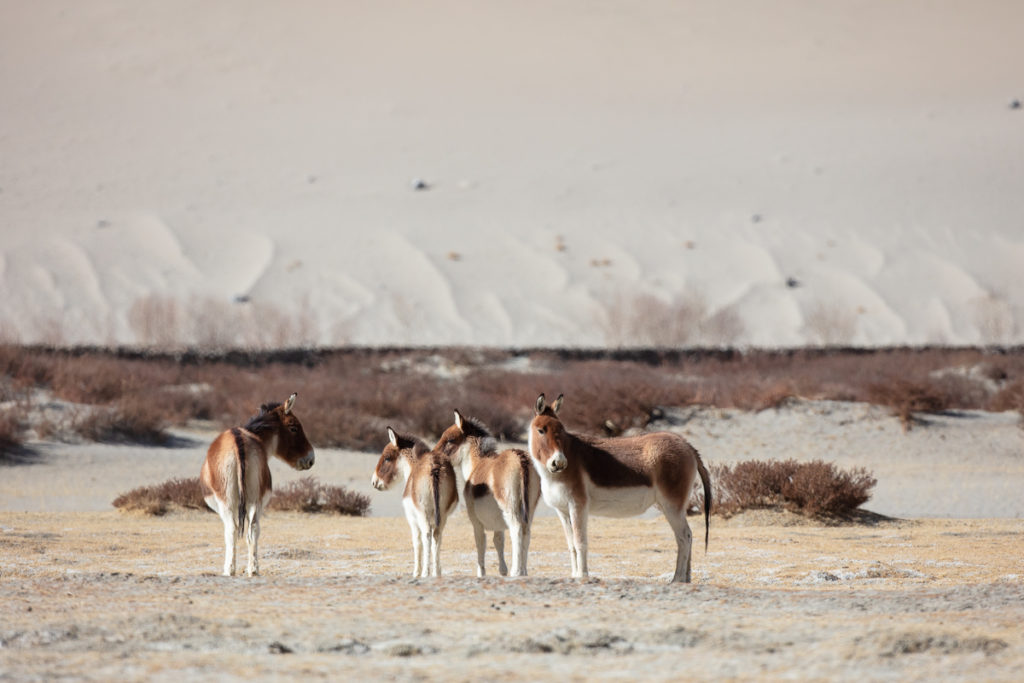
<box><xmin>1</xmin><ymin>511</ymin><xmax>1022</xmax><ymax>681</ymax></box>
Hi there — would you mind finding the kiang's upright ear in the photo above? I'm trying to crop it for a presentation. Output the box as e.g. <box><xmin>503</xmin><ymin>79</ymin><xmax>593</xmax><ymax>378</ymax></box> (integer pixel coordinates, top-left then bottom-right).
<box><xmin>283</xmin><ymin>393</ymin><xmax>297</xmax><ymax>414</ymax></box>
<box><xmin>535</xmin><ymin>393</ymin><xmax>547</xmax><ymax>416</ymax></box>
<box><xmin>552</xmin><ymin>394</ymin><xmax>564</xmax><ymax>415</ymax></box>
<box><xmin>454</xmin><ymin>409</ymin><xmax>464</xmax><ymax>430</ymax></box>
<box><xmin>387</xmin><ymin>426</ymin><xmax>399</xmax><ymax>447</ymax></box>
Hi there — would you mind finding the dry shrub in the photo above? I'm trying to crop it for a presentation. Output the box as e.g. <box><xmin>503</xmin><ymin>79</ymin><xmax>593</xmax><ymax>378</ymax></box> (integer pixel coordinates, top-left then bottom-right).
<box><xmin>5</xmin><ymin>346</ymin><xmax>1024</xmax><ymax>450</ymax></box>
<box><xmin>268</xmin><ymin>477</ymin><xmax>371</xmax><ymax>516</ymax></box>
<box><xmin>702</xmin><ymin>459</ymin><xmax>876</xmax><ymax>518</ymax></box>
<box><xmin>112</xmin><ymin>477</ymin><xmax>208</xmax><ymax>515</ymax></box>
<box><xmin>0</xmin><ymin>407</ymin><xmax>25</xmax><ymax>457</ymax></box>
<box><xmin>73</xmin><ymin>398</ymin><xmax>171</xmax><ymax>444</ymax></box>
<box><xmin>989</xmin><ymin>379</ymin><xmax>1024</xmax><ymax>417</ymax></box>
<box><xmin>866</xmin><ymin>379</ymin><xmax>954</xmax><ymax>431</ymax></box>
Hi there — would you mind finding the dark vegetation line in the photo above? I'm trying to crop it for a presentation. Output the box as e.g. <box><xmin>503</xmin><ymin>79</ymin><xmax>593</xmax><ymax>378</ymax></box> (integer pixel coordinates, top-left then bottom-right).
<box><xmin>2</xmin><ymin>344</ymin><xmax>1022</xmax><ymax>455</ymax></box>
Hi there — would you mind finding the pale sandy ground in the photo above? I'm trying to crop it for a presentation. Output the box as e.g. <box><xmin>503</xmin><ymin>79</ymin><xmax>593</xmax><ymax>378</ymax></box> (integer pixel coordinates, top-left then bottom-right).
<box><xmin>1</xmin><ymin>512</ymin><xmax>1022</xmax><ymax>681</ymax></box>
<box><xmin>1</xmin><ymin>401</ymin><xmax>1023</xmax><ymax>680</ymax></box>
<box><xmin>2</xmin><ymin>1</ymin><xmax>1023</xmax><ymax>348</ymax></box>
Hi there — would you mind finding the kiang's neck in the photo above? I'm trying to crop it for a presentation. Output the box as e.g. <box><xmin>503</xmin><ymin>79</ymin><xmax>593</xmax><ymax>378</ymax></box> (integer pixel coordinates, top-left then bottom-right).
<box><xmin>399</xmin><ymin>453</ymin><xmax>414</xmax><ymax>481</ymax></box>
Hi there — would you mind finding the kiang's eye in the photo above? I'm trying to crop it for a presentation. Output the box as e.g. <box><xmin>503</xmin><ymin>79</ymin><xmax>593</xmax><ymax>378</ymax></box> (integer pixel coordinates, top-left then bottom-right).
<box><xmin>289</xmin><ymin>426</ymin><xmax>299</xmax><ymax>433</ymax></box>
<box><xmin>537</xmin><ymin>427</ymin><xmax>546</xmax><ymax>435</ymax></box>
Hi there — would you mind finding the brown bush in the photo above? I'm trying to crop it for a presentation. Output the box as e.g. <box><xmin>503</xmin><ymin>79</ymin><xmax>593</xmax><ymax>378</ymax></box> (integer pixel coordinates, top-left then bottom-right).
<box><xmin>697</xmin><ymin>459</ymin><xmax>877</xmax><ymax>518</ymax></box>
<box><xmin>0</xmin><ymin>407</ymin><xmax>25</xmax><ymax>457</ymax></box>
<box><xmin>5</xmin><ymin>345</ymin><xmax>1024</xmax><ymax>449</ymax></box>
<box><xmin>113</xmin><ymin>476</ymin><xmax>370</xmax><ymax>517</ymax></box>
<box><xmin>989</xmin><ymin>379</ymin><xmax>1024</xmax><ymax>415</ymax></box>
<box><xmin>866</xmin><ymin>379</ymin><xmax>954</xmax><ymax>431</ymax></box>
<box><xmin>112</xmin><ymin>477</ymin><xmax>208</xmax><ymax>515</ymax></box>
<box><xmin>73</xmin><ymin>398</ymin><xmax>171</xmax><ymax>445</ymax></box>
<box><xmin>267</xmin><ymin>477</ymin><xmax>371</xmax><ymax>516</ymax></box>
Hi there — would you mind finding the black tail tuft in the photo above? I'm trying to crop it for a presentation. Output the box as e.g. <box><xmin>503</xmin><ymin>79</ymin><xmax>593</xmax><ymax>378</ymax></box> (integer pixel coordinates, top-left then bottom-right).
<box><xmin>431</xmin><ymin>465</ymin><xmax>441</xmax><ymax>529</ymax></box>
<box><xmin>519</xmin><ymin>453</ymin><xmax>531</xmax><ymax>526</ymax></box>
<box><xmin>696</xmin><ymin>452</ymin><xmax>712</xmax><ymax>552</ymax></box>
<box><xmin>231</xmin><ymin>428</ymin><xmax>247</xmax><ymax>538</ymax></box>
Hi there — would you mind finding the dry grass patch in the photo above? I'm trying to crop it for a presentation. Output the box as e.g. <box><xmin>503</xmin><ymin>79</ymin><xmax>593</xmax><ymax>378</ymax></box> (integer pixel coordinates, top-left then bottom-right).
<box><xmin>2</xmin><ymin>345</ymin><xmax>1023</xmax><ymax>448</ymax></box>
<box><xmin>267</xmin><ymin>476</ymin><xmax>371</xmax><ymax>516</ymax></box>
<box><xmin>700</xmin><ymin>459</ymin><xmax>878</xmax><ymax>519</ymax></box>
<box><xmin>113</xmin><ymin>476</ymin><xmax>370</xmax><ymax>517</ymax></box>
<box><xmin>112</xmin><ymin>477</ymin><xmax>208</xmax><ymax>515</ymax></box>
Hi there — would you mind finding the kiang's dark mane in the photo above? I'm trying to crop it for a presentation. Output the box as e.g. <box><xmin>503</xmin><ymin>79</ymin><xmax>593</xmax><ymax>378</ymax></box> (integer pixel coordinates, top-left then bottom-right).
<box><xmin>395</xmin><ymin>432</ymin><xmax>430</xmax><ymax>456</ymax></box>
<box><xmin>462</xmin><ymin>415</ymin><xmax>501</xmax><ymax>456</ymax></box>
<box><xmin>244</xmin><ymin>401</ymin><xmax>283</xmax><ymax>434</ymax></box>
<box><xmin>460</xmin><ymin>415</ymin><xmax>492</xmax><ymax>439</ymax></box>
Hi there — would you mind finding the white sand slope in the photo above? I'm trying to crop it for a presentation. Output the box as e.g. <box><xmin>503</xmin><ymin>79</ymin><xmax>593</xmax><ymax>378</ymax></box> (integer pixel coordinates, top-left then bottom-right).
<box><xmin>2</xmin><ymin>1</ymin><xmax>1023</xmax><ymax>347</ymax></box>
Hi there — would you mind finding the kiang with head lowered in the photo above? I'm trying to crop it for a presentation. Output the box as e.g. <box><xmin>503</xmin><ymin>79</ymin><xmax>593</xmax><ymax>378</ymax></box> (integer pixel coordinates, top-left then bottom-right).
<box><xmin>529</xmin><ymin>393</ymin><xmax>712</xmax><ymax>583</ymax></box>
<box><xmin>373</xmin><ymin>428</ymin><xmax>458</xmax><ymax>577</ymax></box>
<box><xmin>434</xmin><ymin>410</ymin><xmax>541</xmax><ymax>577</ymax></box>
<box><xmin>200</xmin><ymin>393</ymin><xmax>315</xmax><ymax>577</ymax></box>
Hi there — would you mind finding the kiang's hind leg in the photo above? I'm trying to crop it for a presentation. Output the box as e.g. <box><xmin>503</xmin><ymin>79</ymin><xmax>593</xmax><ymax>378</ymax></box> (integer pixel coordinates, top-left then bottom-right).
<box><xmin>428</xmin><ymin>525</ymin><xmax>443</xmax><ymax>577</ymax></box>
<box><xmin>492</xmin><ymin>530</ymin><xmax>508</xmax><ymax>576</ymax></box>
<box><xmin>660</xmin><ymin>500</ymin><xmax>694</xmax><ymax>583</ymax></box>
<box><xmin>245</xmin><ymin>506</ymin><xmax>260</xmax><ymax>577</ymax></box>
<box><xmin>210</xmin><ymin>497</ymin><xmax>238</xmax><ymax>577</ymax></box>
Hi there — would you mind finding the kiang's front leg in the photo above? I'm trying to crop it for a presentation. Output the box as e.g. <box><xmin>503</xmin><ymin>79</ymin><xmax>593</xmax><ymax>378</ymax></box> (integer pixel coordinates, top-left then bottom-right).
<box><xmin>554</xmin><ymin>508</ymin><xmax>577</xmax><ymax>577</ymax></box>
<box><xmin>568</xmin><ymin>502</ymin><xmax>589</xmax><ymax>579</ymax></box>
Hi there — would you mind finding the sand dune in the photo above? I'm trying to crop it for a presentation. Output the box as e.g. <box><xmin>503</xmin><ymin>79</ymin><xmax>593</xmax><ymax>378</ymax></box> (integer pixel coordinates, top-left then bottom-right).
<box><xmin>2</xmin><ymin>1</ymin><xmax>1023</xmax><ymax>347</ymax></box>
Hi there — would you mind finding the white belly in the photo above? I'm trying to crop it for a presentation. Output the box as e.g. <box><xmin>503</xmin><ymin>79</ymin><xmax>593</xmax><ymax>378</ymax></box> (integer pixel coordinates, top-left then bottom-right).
<box><xmin>586</xmin><ymin>482</ymin><xmax>656</xmax><ymax>518</ymax></box>
<box><xmin>469</xmin><ymin>494</ymin><xmax>506</xmax><ymax>530</ymax></box>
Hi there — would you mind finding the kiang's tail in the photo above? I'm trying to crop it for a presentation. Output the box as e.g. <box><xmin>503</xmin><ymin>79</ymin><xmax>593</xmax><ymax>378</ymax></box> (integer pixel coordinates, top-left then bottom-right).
<box><xmin>519</xmin><ymin>453</ymin><xmax>532</xmax><ymax>526</ymax></box>
<box><xmin>231</xmin><ymin>428</ymin><xmax>246</xmax><ymax>538</ymax></box>
<box><xmin>431</xmin><ymin>465</ymin><xmax>441</xmax><ymax>529</ymax></box>
<box><xmin>695</xmin><ymin>450</ymin><xmax>712</xmax><ymax>551</ymax></box>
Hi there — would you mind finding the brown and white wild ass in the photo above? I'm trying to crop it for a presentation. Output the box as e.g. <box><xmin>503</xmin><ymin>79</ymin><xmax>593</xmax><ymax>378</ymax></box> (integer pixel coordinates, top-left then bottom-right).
<box><xmin>433</xmin><ymin>410</ymin><xmax>541</xmax><ymax>577</ymax></box>
<box><xmin>199</xmin><ymin>393</ymin><xmax>314</xmax><ymax>577</ymax></box>
<box><xmin>528</xmin><ymin>394</ymin><xmax>711</xmax><ymax>583</ymax></box>
<box><xmin>372</xmin><ymin>427</ymin><xmax>458</xmax><ymax>577</ymax></box>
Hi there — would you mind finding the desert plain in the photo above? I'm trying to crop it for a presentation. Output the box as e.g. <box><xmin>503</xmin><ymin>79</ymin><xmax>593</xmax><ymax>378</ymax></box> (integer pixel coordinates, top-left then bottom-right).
<box><xmin>3</xmin><ymin>399</ymin><xmax>1023</xmax><ymax>681</ymax></box>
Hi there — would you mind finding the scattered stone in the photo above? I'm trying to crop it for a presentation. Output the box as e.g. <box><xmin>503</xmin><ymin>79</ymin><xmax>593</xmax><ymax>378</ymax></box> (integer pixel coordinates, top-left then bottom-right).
<box><xmin>411</xmin><ymin>178</ymin><xmax>430</xmax><ymax>191</ymax></box>
<box><xmin>268</xmin><ymin>641</ymin><xmax>293</xmax><ymax>654</ymax></box>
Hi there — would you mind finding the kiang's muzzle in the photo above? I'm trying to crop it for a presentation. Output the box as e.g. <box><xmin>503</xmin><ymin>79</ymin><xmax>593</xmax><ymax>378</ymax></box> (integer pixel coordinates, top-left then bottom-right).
<box><xmin>299</xmin><ymin>451</ymin><xmax>315</xmax><ymax>470</ymax></box>
<box><xmin>548</xmin><ymin>451</ymin><xmax>568</xmax><ymax>474</ymax></box>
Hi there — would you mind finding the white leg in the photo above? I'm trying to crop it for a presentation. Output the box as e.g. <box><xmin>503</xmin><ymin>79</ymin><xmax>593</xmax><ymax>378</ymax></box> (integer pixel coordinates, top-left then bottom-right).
<box><xmin>246</xmin><ymin>507</ymin><xmax>260</xmax><ymax>577</ymax></box>
<box><xmin>521</xmin><ymin>527</ymin><xmax>532</xmax><ymax>577</ymax></box>
<box><xmin>493</xmin><ymin>531</ymin><xmax>508</xmax><ymax>576</ymax></box>
<box><xmin>472</xmin><ymin>520</ymin><xmax>487</xmax><ymax>577</ymax></box>
<box><xmin>663</xmin><ymin>506</ymin><xmax>694</xmax><ymax>583</ymax></box>
<box><xmin>555</xmin><ymin>509</ymin><xmax>577</xmax><ymax>577</ymax></box>
<box><xmin>568</xmin><ymin>503</ymin><xmax>589</xmax><ymax>578</ymax></box>
<box><xmin>216</xmin><ymin>501</ymin><xmax>237</xmax><ymax>577</ymax></box>
<box><xmin>507</xmin><ymin>520</ymin><xmax>526</xmax><ymax>577</ymax></box>
<box><xmin>409</xmin><ymin>524</ymin><xmax>423</xmax><ymax>577</ymax></box>
<box><xmin>429</xmin><ymin>527</ymin><xmax>442</xmax><ymax>577</ymax></box>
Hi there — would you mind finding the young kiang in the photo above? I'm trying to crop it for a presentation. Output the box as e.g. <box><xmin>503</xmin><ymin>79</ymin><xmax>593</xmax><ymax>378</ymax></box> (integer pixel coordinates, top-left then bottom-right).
<box><xmin>200</xmin><ymin>393</ymin><xmax>315</xmax><ymax>577</ymax></box>
<box><xmin>372</xmin><ymin>427</ymin><xmax>458</xmax><ymax>577</ymax></box>
<box><xmin>434</xmin><ymin>410</ymin><xmax>541</xmax><ymax>577</ymax></box>
<box><xmin>528</xmin><ymin>394</ymin><xmax>712</xmax><ymax>583</ymax></box>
